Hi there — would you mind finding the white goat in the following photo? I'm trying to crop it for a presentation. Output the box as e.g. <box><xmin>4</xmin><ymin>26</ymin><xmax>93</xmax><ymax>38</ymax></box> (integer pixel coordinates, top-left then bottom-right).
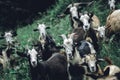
<box><xmin>33</xmin><ymin>23</ymin><xmax>50</xmax><ymax>49</ymax></box>
<box><xmin>95</xmin><ymin>26</ymin><xmax>105</xmax><ymax>41</ymax></box>
<box><xmin>108</xmin><ymin>0</ymin><xmax>115</xmax><ymax>10</ymax></box>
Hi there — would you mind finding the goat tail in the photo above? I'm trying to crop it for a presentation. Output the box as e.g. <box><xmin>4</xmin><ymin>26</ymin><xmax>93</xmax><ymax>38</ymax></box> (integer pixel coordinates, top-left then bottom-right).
<box><xmin>104</xmin><ymin>57</ymin><xmax>113</xmax><ymax>65</ymax></box>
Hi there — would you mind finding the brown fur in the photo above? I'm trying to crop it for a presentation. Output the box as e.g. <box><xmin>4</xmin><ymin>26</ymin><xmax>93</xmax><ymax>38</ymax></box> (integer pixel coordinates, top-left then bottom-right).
<box><xmin>104</xmin><ymin>57</ymin><xmax>113</xmax><ymax>65</ymax></box>
<box><xmin>91</xmin><ymin>15</ymin><xmax>100</xmax><ymax>29</ymax></box>
<box><xmin>72</xmin><ymin>27</ymin><xmax>86</xmax><ymax>44</ymax></box>
<box><xmin>105</xmin><ymin>9</ymin><xmax>120</xmax><ymax>38</ymax></box>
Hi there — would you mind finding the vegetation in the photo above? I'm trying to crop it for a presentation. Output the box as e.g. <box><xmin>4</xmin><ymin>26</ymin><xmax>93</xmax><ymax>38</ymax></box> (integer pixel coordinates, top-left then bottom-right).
<box><xmin>0</xmin><ymin>0</ymin><xmax>120</xmax><ymax>80</ymax></box>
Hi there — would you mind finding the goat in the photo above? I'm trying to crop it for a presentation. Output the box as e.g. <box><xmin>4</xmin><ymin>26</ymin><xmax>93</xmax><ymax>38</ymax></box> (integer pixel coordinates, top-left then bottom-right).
<box><xmin>78</xmin><ymin>12</ymin><xmax>100</xmax><ymax>32</ymax></box>
<box><xmin>0</xmin><ymin>50</ymin><xmax>10</xmax><ymax>71</ymax></box>
<box><xmin>60</xmin><ymin>34</ymin><xmax>103</xmax><ymax>80</ymax></box>
<box><xmin>33</xmin><ymin>23</ymin><xmax>50</xmax><ymax>49</ymax></box>
<box><xmin>86</xmin><ymin>57</ymin><xmax>120</xmax><ymax>80</ymax></box>
<box><xmin>108</xmin><ymin>0</ymin><xmax>116</xmax><ymax>10</ymax></box>
<box><xmin>58</xmin><ymin>1</ymin><xmax>94</xmax><ymax>28</ymax></box>
<box><xmin>94</xmin><ymin>26</ymin><xmax>106</xmax><ymax>41</ymax></box>
<box><xmin>33</xmin><ymin>23</ymin><xmax>62</xmax><ymax>60</ymax></box>
<box><xmin>77</xmin><ymin>40</ymin><xmax>103</xmax><ymax>75</ymax></box>
<box><xmin>0</xmin><ymin>31</ymin><xmax>17</xmax><ymax>47</ymax></box>
<box><xmin>60</xmin><ymin>33</ymin><xmax>85</xmax><ymax>65</ymax></box>
<box><xmin>17</xmin><ymin>46</ymin><xmax>69</xmax><ymax>80</ymax></box>
<box><xmin>105</xmin><ymin>9</ymin><xmax>120</xmax><ymax>41</ymax></box>
<box><xmin>60</xmin><ymin>33</ymin><xmax>102</xmax><ymax>72</ymax></box>
<box><xmin>73</xmin><ymin>14</ymin><xmax>99</xmax><ymax>52</ymax></box>
<box><xmin>60</xmin><ymin>33</ymin><xmax>82</xmax><ymax>80</ymax></box>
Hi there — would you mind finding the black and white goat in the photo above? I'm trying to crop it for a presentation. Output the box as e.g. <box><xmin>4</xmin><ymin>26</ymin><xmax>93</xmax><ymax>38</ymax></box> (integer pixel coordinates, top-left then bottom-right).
<box><xmin>17</xmin><ymin>46</ymin><xmax>69</xmax><ymax>80</ymax></box>
<box><xmin>73</xmin><ymin>14</ymin><xmax>99</xmax><ymax>52</ymax></box>
<box><xmin>33</xmin><ymin>23</ymin><xmax>62</xmax><ymax>60</ymax></box>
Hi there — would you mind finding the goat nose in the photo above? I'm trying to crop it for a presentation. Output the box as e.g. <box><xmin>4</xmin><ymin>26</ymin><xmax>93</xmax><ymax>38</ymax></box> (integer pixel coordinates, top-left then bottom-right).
<box><xmin>111</xmin><ymin>6</ymin><xmax>114</xmax><ymax>10</ymax></box>
<box><xmin>85</xmin><ymin>25</ymin><xmax>88</xmax><ymax>28</ymax></box>
<box><xmin>91</xmin><ymin>67</ymin><xmax>95</xmax><ymax>72</ymax></box>
<box><xmin>102</xmin><ymin>35</ymin><xmax>104</xmax><ymax>38</ymax></box>
<box><xmin>32</xmin><ymin>61</ymin><xmax>36</xmax><ymax>65</ymax></box>
<box><xmin>69</xmin><ymin>54</ymin><xmax>73</xmax><ymax>60</ymax></box>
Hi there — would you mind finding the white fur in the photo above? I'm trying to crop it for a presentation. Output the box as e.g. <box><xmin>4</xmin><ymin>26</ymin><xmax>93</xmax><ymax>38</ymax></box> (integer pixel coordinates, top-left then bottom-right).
<box><xmin>61</xmin><ymin>34</ymin><xmax>74</xmax><ymax>62</ymax></box>
<box><xmin>84</xmin><ymin>54</ymin><xmax>97</xmax><ymax>72</ymax></box>
<box><xmin>97</xmin><ymin>26</ymin><xmax>105</xmax><ymax>39</ymax></box>
<box><xmin>86</xmin><ymin>41</ymin><xmax>96</xmax><ymax>54</ymax></box>
<box><xmin>104</xmin><ymin>65</ymin><xmax>120</xmax><ymax>76</ymax></box>
<box><xmin>80</xmin><ymin>14</ymin><xmax>91</xmax><ymax>31</ymax></box>
<box><xmin>70</xmin><ymin>6</ymin><xmax>79</xmax><ymax>18</ymax></box>
<box><xmin>97</xmin><ymin>76</ymin><xmax>118</xmax><ymax>80</ymax></box>
<box><xmin>71</xmin><ymin>47</ymin><xmax>84</xmax><ymax>65</ymax></box>
<box><xmin>4</xmin><ymin>31</ymin><xmax>14</xmax><ymax>44</ymax></box>
<box><xmin>86</xmin><ymin>42</ymin><xmax>97</xmax><ymax>72</ymax></box>
<box><xmin>108</xmin><ymin>0</ymin><xmax>115</xmax><ymax>10</ymax></box>
<box><xmin>28</xmin><ymin>48</ymin><xmax>38</xmax><ymax>67</ymax></box>
<box><xmin>70</xmin><ymin>6</ymin><xmax>79</xmax><ymax>28</ymax></box>
<box><xmin>37</xmin><ymin>24</ymin><xmax>47</xmax><ymax>40</ymax></box>
<box><xmin>94</xmin><ymin>26</ymin><xmax>105</xmax><ymax>41</ymax></box>
<box><xmin>37</xmin><ymin>23</ymin><xmax>47</xmax><ymax>49</ymax></box>
<box><xmin>96</xmin><ymin>65</ymin><xmax>120</xmax><ymax>80</ymax></box>
<box><xmin>61</xmin><ymin>33</ymin><xmax>84</xmax><ymax>65</ymax></box>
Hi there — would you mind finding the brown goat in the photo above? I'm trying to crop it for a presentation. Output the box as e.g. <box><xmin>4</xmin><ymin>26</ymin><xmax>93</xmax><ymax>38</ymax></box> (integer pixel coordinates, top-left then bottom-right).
<box><xmin>105</xmin><ymin>9</ymin><xmax>120</xmax><ymax>40</ymax></box>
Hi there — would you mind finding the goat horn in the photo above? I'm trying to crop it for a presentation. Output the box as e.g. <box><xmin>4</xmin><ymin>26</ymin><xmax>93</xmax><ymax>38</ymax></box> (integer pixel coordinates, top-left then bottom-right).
<box><xmin>59</xmin><ymin>34</ymin><xmax>67</xmax><ymax>40</ymax></box>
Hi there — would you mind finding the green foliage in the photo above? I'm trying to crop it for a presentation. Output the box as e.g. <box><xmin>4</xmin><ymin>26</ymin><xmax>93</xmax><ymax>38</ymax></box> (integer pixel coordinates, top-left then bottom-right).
<box><xmin>0</xmin><ymin>0</ymin><xmax>120</xmax><ymax>80</ymax></box>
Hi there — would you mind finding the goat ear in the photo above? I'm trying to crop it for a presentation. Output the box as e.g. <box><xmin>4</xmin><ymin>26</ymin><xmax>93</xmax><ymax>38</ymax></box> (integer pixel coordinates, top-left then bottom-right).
<box><xmin>93</xmin><ymin>28</ymin><xmax>99</xmax><ymax>33</ymax></box>
<box><xmin>81</xmin><ymin>60</ymin><xmax>87</xmax><ymax>65</ymax></box>
<box><xmin>69</xmin><ymin>33</ymin><xmax>75</xmax><ymax>39</ymax></box>
<box><xmin>88</xmin><ymin>13</ymin><xmax>94</xmax><ymax>18</ymax></box>
<box><xmin>73</xmin><ymin>17</ymin><xmax>83</xmax><ymax>26</ymax></box>
<box><xmin>12</xmin><ymin>31</ymin><xmax>17</xmax><ymax>37</ymax></box>
<box><xmin>73</xmin><ymin>17</ymin><xmax>80</xmax><ymax>22</ymax></box>
<box><xmin>104</xmin><ymin>67</ymin><xmax>110</xmax><ymax>76</ymax></box>
<box><xmin>97</xmin><ymin>58</ymin><xmax>105</xmax><ymax>62</ymax></box>
<box><xmin>57</xmin><ymin>13</ymin><xmax>66</xmax><ymax>18</ymax></box>
<box><xmin>46</xmin><ymin>27</ymin><xmax>50</xmax><ymax>29</ymax></box>
<box><xmin>1</xmin><ymin>32</ymin><xmax>5</xmax><ymax>37</ymax></box>
<box><xmin>64</xmin><ymin>7</ymin><xmax>70</xmax><ymax>14</ymax></box>
<box><xmin>33</xmin><ymin>29</ymin><xmax>38</xmax><ymax>31</ymax></box>
<box><xmin>59</xmin><ymin>34</ymin><xmax>67</xmax><ymax>40</ymax></box>
<box><xmin>93</xmin><ymin>28</ymin><xmax>98</xmax><ymax>31</ymax></box>
<box><xmin>16</xmin><ymin>48</ymin><xmax>28</xmax><ymax>58</ymax></box>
